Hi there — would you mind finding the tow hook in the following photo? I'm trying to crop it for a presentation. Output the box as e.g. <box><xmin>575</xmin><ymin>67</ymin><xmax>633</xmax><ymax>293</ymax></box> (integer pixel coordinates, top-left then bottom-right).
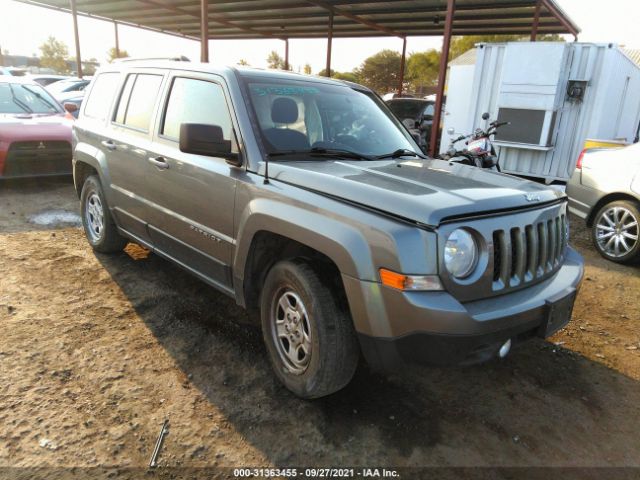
<box><xmin>498</xmin><ymin>339</ymin><xmax>512</xmax><ymax>358</ymax></box>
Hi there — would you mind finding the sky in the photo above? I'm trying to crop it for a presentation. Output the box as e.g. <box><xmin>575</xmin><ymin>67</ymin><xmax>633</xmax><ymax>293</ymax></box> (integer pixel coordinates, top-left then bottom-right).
<box><xmin>0</xmin><ymin>0</ymin><xmax>639</xmax><ymax>74</ymax></box>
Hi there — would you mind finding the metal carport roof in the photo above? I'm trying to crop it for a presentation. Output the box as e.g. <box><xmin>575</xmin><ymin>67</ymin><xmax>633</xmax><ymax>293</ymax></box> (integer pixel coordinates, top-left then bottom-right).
<box><xmin>14</xmin><ymin>0</ymin><xmax>579</xmax><ymax>40</ymax></box>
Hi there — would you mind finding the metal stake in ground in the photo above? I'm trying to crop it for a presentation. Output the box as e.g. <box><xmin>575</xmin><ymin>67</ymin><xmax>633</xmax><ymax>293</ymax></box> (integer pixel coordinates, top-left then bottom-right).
<box><xmin>149</xmin><ymin>419</ymin><xmax>169</xmax><ymax>468</ymax></box>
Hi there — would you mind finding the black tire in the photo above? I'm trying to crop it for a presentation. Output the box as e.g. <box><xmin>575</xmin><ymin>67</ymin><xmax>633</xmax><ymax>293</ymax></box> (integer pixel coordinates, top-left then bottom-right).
<box><xmin>591</xmin><ymin>200</ymin><xmax>640</xmax><ymax>264</ymax></box>
<box><xmin>80</xmin><ymin>175</ymin><xmax>127</xmax><ymax>253</ymax></box>
<box><xmin>260</xmin><ymin>259</ymin><xmax>359</xmax><ymax>399</ymax></box>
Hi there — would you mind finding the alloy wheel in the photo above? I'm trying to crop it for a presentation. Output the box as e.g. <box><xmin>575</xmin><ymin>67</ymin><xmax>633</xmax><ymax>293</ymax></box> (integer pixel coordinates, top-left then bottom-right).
<box><xmin>595</xmin><ymin>206</ymin><xmax>639</xmax><ymax>258</ymax></box>
<box><xmin>85</xmin><ymin>192</ymin><xmax>105</xmax><ymax>243</ymax></box>
<box><xmin>271</xmin><ymin>289</ymin><xmax>312</xmax><ymax>374</ymax></box>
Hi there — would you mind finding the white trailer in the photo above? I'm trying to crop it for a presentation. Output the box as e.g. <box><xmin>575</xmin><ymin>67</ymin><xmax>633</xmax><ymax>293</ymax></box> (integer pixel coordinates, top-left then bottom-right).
<box><xmin>441</xmin><ymin>42</ymin><xmax>640</xmax><ymax>182</ymax></box>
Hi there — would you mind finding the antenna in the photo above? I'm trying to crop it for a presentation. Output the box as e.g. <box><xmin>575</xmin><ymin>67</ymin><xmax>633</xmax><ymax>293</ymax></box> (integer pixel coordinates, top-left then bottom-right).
<box><xmin>263</xmin><ymin>156</ymin><xmax>270</xmax><ymax>184</ymax></box>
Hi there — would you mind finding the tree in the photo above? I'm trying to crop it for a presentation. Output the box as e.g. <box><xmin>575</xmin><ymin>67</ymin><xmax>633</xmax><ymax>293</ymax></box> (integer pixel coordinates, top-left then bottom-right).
<box><xmin>39</xmin><ymin>36</ymin><xmax>69</xmax><ymax>74</ymax></box>
<box><xmin>406</xmin><ymin>49</ymin><xmax>440</xmax><ymax>90</ymax></box>
<box><xmin>332</xmin><ymin>71</ymin><xmax>359</xmax><ymax>83</ymax></box>
<box><xmin>107</xmin><ymin>47</ymin><xmax>129</xmax><ymax>63</ymax></box>
<box><xmin>303</xmin><ymin>63</ymin><xmax>312</xmax><ymax>75</ymax></box>
<box><xmin>354</xmin><ymin>49</ymin><xmax>401</xmax><ymax>93</ymax></box>
<box><xmin>267</xmin><ymin>50</ymin><xmax>288</xmax><ymax>70</ymax></box>
<box><xmin>237</xmin><ymin>59</ymin><xmax>250</xmax><ymax>66</ymax></box>
<box><xmin>317</xmin><ymin>68</ymin><xmax>334</xmax><ymax>77</ymax></box>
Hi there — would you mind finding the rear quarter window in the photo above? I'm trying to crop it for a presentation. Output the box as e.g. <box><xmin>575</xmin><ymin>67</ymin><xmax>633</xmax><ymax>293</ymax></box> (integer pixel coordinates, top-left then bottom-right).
<box><xmin>113</xmin><ymin>73</ymin><xmax>162</xmax><ymax>132</ymax></box>
<box><xmin>83</xmin><ymin>72</ymin><xmax>120</xmax><ymax>120</ymax></box>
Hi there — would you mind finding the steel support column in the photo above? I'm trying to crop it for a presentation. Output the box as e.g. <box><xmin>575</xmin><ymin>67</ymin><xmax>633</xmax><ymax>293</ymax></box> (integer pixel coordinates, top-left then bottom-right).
<box><xmin>325</xmin><ymin>12</ymin><xmax>333</xmax><ymax>77</ymax></box>
<box><xmin>398</xmin><ymin>36</ymin><xmax>407</xmax><ymax>95</ymax></box>
<box><xmin>70</xmin><ymin>0</ymin><xmax>82</xmax><ymax>78</ymax></box>
<box><xmin>429</xmin><ymin>0</ymin><xmax>455</xmax><ymax>157</ymax></box>
<box><xmin>200</xmin><ymin>0</ymin><xmax>209</xmax><ymax>62</ymax></box>
<box><xmin>530</xmin><ymin>0</ymin><xmax>541</xmax><ymax>41</ymax></box>
<box><xmin>284</xmin><ymin>38</ymin><xmax>289</xmax><ymax>70</ymax></box>
<box><xmin>114</xmin><ymin>21</ymin><xmax>120</xmax><ymax>57</ymax></box>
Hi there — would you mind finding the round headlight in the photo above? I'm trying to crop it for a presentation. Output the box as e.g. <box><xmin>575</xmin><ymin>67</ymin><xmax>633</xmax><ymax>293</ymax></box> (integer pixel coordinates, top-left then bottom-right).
<box><xmin>444</xmin><ymin>229</ymin><xmax>478</xmax><ymax>278</ymax></box>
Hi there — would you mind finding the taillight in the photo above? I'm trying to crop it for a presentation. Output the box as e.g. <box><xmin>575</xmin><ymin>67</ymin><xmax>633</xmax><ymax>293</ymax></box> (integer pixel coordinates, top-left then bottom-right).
<box><xmin>576</xmin><ymin>149</ymin><xmax>587</xmax><ymax>169</ymax></box>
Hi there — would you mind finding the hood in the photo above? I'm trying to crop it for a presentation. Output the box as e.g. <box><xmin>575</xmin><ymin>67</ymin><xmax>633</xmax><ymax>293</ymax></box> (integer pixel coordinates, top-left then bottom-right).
<box><xmin>0</xmin><ymin>113</ymin><xmax>72</xmax><ymax>143</ymax></box>
<box><xmin>269</xmin><ymin>158</ymin><xmax>565</xmax><ymax>226</ymax></box>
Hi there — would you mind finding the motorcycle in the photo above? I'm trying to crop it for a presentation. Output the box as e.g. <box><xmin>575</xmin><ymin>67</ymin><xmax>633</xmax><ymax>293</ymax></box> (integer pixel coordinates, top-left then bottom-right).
<box><xmin>438</xmin><ymin>112</ymin><xmax>510</xmax><ymax>171</ymax></box>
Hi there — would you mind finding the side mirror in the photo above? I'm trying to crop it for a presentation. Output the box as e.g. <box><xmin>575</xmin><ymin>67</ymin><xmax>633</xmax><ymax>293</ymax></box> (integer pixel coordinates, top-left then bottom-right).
<box><xmin>447</xmin><ymin>127</ymin><xmax>455</xmax><ymax>135</ymax></box>
<box><xmin>63</xmin><ymin>102</ymin><xmax>78</xmax><ymax>113</ymax></box>
<box><xmin>179</xmin><ymin>123</ymin><xmax>240</xmax><ymax>165</ymax></box>
<box><xmin>481</xmin><ymin>112</ymin><xmax>490</xmax><ymax>120</ymax></box>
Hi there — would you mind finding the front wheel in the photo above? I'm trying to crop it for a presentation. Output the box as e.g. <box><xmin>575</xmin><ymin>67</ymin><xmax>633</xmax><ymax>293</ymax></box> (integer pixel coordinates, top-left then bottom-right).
<box><xmin>591</xmin><ymin>200</ymin><xmax>640</xmax><ymax>264</ymax></box>
<box><xmin>80</xmin><ymin>175</ymin><xmax>127</xmax><ymax>253</ymax></box>
<box><xmin>260</xmin><ymin>260</ymin><xmax>359</xmax><ymax>399</ymax></box>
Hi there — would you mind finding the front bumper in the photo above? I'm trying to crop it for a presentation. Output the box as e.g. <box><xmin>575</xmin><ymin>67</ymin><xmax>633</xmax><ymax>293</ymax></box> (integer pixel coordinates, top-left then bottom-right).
<box><xmin>342</xmin><ymin>247</ymin><xmax>584</xmax><ymax>370</ymax></box>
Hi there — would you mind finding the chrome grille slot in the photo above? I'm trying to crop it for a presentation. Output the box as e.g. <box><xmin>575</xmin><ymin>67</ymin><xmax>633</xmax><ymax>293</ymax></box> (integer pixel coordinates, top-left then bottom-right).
<box><xmin>525</xmin><ymin>225</ymin><xmax>536</xmax><ymax>282</ymax></box>
<box><xmin>547</xmin><ymin>219</ymin><xmax>556</xmax><ymax>271</ymax></box>
<box><xmin>492</xmin><ymin>231</ymin><xmax>502</xmax><ymax>282</ymax></box>
<box><xmin>510</xmin><ymin>227</ymin><xmax>525</xmax><ymax>287</ymax></box>
<box><xmin>537</xmin><ymin>222</ymin><xmax>547</xmax><ymax>275</ymax></box>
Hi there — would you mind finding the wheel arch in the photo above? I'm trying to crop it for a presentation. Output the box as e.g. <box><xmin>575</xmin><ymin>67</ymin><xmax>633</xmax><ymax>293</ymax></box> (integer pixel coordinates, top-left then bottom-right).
<box><xmin>233</xmin><ymin>200</ymin><xmax>375</xmax><ymax>311</ymax></box>
<box><xmin>586</xmin><ymin>192</ymin><xmax>640</xmax><ymax>227</ymax></box>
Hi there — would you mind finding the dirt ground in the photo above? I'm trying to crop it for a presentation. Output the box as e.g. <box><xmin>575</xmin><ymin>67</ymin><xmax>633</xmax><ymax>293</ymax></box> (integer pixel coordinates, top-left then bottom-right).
<box><xmin>0</xmin><ymin>177</ymin><xmax>639</xmax><ymax>477</ymax></box>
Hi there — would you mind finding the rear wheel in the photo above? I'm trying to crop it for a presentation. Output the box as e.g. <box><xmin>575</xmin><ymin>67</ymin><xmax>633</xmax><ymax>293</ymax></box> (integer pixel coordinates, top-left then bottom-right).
<box><xmin>80</xmin><ymin>175</ymin><xmax>127</xmax><ymax>253</ymax></box>
<box><xmin>260</xmin><ymin>260</ymin><xmax>359</xmax><ymax>399</ymax></box>
<box><xmin>591</xmin><ymin>200</ymin><xmax>640</xmax><ymax>264</ymax></box>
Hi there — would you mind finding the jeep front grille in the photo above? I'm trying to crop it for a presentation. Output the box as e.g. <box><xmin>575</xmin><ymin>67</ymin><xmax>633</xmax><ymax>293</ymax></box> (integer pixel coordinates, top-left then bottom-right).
<box><xmin>492</xmin><ymin>213</ymin><xmax>566</xmax><ymax>291</ymax></box>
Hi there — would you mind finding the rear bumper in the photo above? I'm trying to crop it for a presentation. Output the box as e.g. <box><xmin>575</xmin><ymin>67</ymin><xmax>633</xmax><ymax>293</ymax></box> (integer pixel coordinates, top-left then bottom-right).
<box><xmin>343</xmin><ymin>247</ymin><xmax>584</xmax><ymax>370</ymax></box>
<box><xmin>566</xmin><ymin>174</ymin><xmax>601</xmax><ymax>222</ymax></box>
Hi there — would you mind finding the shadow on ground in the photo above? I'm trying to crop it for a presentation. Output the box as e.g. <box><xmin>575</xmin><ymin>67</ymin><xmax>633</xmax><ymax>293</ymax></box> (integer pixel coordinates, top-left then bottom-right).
<box><xmin>95</xmin><ymin>247</ymin><xmax>640</xmax><ymax>467</ymax></box>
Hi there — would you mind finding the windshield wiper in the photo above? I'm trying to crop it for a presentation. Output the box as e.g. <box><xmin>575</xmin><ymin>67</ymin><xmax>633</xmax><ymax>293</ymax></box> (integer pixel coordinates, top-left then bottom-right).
<box><xmin>8</xmin><ymin>83</ymin><xmax>33</xmax><ymax>113</ymax></box>
<box><xmin>268</xmin><ymin>147</ymin><xmax>373</xmax><ymax>161</ymax></box>
<box><xmin>20</xmin><ymin>85</ymin><xmax>58</xmax><ymax>112</ymax></box>
<box><xmin>375</xmin><ymin>148</ymin><xmax>426</xmax><ymax>160</ymax></box>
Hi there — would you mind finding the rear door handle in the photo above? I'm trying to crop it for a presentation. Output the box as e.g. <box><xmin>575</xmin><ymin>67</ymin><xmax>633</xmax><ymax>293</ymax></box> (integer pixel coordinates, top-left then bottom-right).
<box><xmin>101</xmin><ymin>139</ymin><xmax>116</xmax><ymax>151</ymax></box>
<box><xmin>148</xmin><ymin>156</ymin><xmax>170</xmax><ymax>170</ymax></box>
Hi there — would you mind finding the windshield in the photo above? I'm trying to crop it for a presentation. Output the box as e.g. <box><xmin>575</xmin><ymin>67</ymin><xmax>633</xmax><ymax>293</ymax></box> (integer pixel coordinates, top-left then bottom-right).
<box><xmin>0</xmin><ymin>82</ymin><xmax>62</xmax><ymax>114</ymax></box>
<box><xmin>387</xmin><ymin>100</ymin><xmax>433</xmax><ymax>121</ymax></box>
<box><xmin>243</xmin><ymin>77</ymin><xmax>417</xmax><ymax>157</ymax></box>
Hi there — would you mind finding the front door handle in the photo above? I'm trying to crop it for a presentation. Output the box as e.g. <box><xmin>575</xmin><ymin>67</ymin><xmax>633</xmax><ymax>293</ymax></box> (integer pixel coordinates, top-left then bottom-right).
<box><xmin>101</xmin><ymin>139</ymin><xmax>116</xmax><ymax>151</ymax></box>
<box><xmin>148</xmin><ymin>156</ymin><xmax>170</xmax><ymax>170</ymax></box>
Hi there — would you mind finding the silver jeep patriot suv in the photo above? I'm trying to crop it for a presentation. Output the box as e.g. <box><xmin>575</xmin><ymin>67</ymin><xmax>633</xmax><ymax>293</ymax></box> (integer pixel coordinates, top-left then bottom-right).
<box><xmin>73</xmin><ymin>60</ymin><xmax>584</xmax><ymax>398</ymax></box>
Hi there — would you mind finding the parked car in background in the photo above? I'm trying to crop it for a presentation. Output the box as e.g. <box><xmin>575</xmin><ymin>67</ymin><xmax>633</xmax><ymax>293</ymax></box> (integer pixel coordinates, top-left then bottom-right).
<box><xmin>386</xmin><ymin>97</ymin><xmax>434</xmax><ymax>153</ymax></box>
<box><xmin>46</xmin><ymin>77</ymin><xmax>91</xmax><ymax>100</ymax></box>
<box><xmin>72</xmin><ymin>61</ymin><xmax>582</xmax><ymax>398</ymax></box>
<box><xmin>28</xmin><ymin>74</ymin><xmax>69</xmax><ymax>86</ymax></box>
<box><xmin>381</xmin><ymin>92</ymin><xmax>414</xmax><ymax>101</ymax></box>
<box><xmin>0</xmin><ymin>67</ymin><xmax>27</xmax><ymax>77</ymax></box>
<box><xmin>0</xmin><ymin>76</ymin><xmax>74</xmax><ymax>178</ymax></box>
<box><xmin>567</xmin><ymin>143</ymin><xmax>640</xmax><ymax>264</ymax></box>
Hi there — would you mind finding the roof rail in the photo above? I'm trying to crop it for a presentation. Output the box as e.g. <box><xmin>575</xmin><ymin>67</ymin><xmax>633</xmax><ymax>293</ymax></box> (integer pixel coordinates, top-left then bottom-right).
<box><xmin>114</xmin><ymin>56</ymin><xmax>191</xmax><ymax>63</ymax></box>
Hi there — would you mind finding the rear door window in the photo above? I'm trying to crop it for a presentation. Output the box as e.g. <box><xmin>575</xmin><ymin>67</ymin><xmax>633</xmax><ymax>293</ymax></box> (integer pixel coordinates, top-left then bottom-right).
<box><xmin>161</xmin><ymin>77</ymin><xmax>233</xmax><ymax>142</ymax></box>
<box><xmin>83</xmin><ymin>72</ymin><xmax>120</xmax><ymax>120</ymax></box>
<box><xmin>113</xmin><ymin>73</ymin><xmax>162</xmax><ymax>131</ymax></box>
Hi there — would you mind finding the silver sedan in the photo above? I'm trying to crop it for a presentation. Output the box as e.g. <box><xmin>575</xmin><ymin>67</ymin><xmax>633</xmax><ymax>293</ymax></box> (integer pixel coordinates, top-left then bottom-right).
<box><xmin>567</xmin><ymin>142</ymin><xmax>640</xmax><ymax>264</ymax></box>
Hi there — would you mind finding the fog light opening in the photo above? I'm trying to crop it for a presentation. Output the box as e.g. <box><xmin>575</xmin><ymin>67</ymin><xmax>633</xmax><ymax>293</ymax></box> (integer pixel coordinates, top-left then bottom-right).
<box><xmin>498</xmin><ymin>339</ymin><xmax>512</xmax><ymax>358</ymax></box>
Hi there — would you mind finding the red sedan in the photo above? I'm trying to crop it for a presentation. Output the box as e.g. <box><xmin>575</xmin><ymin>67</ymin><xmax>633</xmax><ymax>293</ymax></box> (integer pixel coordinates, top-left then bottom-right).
<box><xmin>0</xmin><ymin>76</ymin><xmax>74</xmax><ymax>178</ymax></box>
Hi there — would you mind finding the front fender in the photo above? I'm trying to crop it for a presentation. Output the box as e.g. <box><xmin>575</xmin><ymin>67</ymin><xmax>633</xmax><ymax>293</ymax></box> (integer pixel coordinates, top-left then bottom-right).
<box><xmin>72</xmin><ymin>129</ymin><xmax>112</xmax><ymax>201</ymax></box>
<box><xmin>233</xmin><ymin>197</ymin><xmax>375</xmax><ymax>282</ymax></box>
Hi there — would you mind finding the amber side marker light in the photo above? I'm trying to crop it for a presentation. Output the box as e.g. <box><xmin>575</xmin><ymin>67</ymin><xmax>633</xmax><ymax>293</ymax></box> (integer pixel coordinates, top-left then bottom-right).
<box><xmin>379</xmin><ymin>268</ymin><xmax>443</xmax><ymax>291</ymax></box>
